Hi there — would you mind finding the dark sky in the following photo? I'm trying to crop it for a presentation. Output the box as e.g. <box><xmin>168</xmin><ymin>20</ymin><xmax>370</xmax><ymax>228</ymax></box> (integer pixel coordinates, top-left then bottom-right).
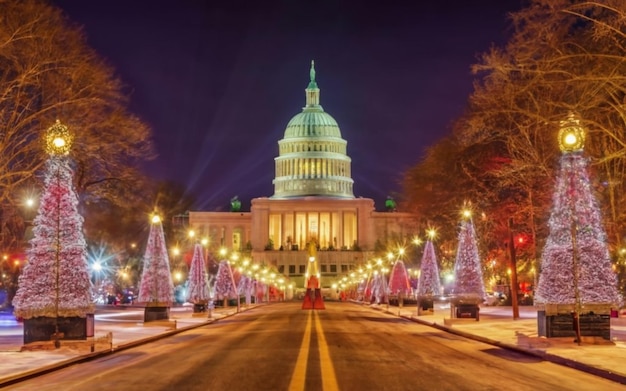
<box><xmin>52</xmin><ymin>0</ymin><xmax>522</xmax><ymax>211</ymax></box>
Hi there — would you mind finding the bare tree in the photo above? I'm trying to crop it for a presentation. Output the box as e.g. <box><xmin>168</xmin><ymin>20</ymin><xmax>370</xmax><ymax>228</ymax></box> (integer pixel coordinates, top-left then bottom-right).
<box><xmin>466</xmin><ymin>0</ymin><xmax>626</xmax><ymax>257</ymax></box>
<box><xmin>0</xmin><ymin>1</ymin><xmax>155</xmax><ymax>250</ymax></box>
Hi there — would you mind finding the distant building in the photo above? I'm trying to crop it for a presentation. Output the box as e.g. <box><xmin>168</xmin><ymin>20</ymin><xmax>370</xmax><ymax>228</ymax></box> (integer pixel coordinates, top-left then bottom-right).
<box><xmin>189</xmin><ymin>62</ymin><xmax>418</xmax><ymax>290</ymax></box>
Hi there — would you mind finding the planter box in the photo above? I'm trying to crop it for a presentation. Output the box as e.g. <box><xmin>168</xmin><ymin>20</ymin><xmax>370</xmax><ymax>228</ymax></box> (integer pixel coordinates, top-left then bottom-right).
<box><xmin>193</xmin><ymin>302</ymin><xmax>207</xmax><ymax>313</ymax></box>
<box><xmin>417</xmin><ymin>297</ymin><xmax>434</xmax><ymax>315</ymax></box>
<box><xmin>537</xmin><ymin>310</ymin><xmax>610</xmax><ymax>340</ymax></box>
<box><xmin>144</xmin><ymin>306</ymin><xmax>170</xmax><ymax>322</ymax></box>
<box><xmin>452</xmin><ymin>303</ymin><xmax>479</xmax><ymax>320</ymax></box>
<box><xmin>23</xmin><ymin>316</ymin><xmax>91</xmax><ymax>344</ymax></box>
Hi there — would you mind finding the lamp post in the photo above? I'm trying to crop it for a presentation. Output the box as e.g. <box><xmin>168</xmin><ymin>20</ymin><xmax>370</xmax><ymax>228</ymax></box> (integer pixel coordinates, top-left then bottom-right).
<box><xmin>47</xmin><ymin>120</ymin><xmax>73</xmax><ymax>349</ymax></box>
<box><xmin>558</xmin><ymin>116</ymin><xmax>585</xmax><ymax>345</ymax></box>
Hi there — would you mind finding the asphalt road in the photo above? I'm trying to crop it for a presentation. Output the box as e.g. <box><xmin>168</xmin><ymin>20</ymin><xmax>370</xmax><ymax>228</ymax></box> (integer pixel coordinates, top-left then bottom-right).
<box><xmin>4</xmin><ymin>302</ymin><xmax>623</xmax><ymax>391</ymax></box>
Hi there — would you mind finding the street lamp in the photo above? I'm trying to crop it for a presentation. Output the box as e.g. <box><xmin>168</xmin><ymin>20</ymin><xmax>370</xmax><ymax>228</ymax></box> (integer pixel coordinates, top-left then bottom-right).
<box><xmin>559</xmin><ymin>112</ymin><xmax>586</xmax><ymax>345</ymax></box>
<box><xmin>92</xmin><ymin>260</ymin><xmax>103</xmax><ymax>302</ymax></box>
<box><xmin>47</xmin><ymin>119</ymin><xmax>73</xmax><ymax>349</ymax></box>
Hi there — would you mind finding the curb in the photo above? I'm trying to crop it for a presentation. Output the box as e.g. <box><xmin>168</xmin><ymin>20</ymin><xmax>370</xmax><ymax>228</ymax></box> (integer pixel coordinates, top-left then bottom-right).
<box><xmin>0</xmin><ymin>306</ymin><xmax>258</xmax><ymax>388</ymax></box>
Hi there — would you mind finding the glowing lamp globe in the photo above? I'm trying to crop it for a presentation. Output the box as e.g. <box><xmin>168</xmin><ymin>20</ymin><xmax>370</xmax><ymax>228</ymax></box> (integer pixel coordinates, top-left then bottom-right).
<box><xmin>45</xmin><ymin>119</ymin><xmax>73</xmax><ymax>155</ymax></box>
<box><xmin>558</xmin><ymin>113</ymin><xmax>585</xmax><ymax>153</ymax></box>
<box><xmin>151</xmin><ymin>214</ymin><xmax>161</xmax><ymax>224</ymax></box>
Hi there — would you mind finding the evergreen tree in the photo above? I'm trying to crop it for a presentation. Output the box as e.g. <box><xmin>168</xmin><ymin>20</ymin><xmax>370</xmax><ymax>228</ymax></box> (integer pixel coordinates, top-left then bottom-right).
<box><xmin>185</xmin><ymin>243</ymin><xmax>210</xmax><ymax>303</ymax></box>
<box><xmin>137</xmin><ymin>216</ymin><xmax>174</xmax><ymax>304</ymax></box>
<box><xmin>388</xmin><ymin>260</ymin><xmax>411</xmax><ymax>295</ymax></box>
<box><xmin>214</xmin><ymin>260</ymin><xmax>237</xmax><ymax>300</ymax></box>
<box><xmin>417</xmin><ymin>240</ymin><xmax>441</xmax><ymax>298</ymax></box>
<box><xmin>536</xmin><ymin>115</ymin><xmax>621</xmax><ymax>305</ymax></box>
<box><xmin>451</xmin><ymin>216</ymin><xmax>486</xmax><ymax>301</ymax></box>
<box><xmin>13</xmin><ymin>140</ymin><xmax>93</xmax><ymax>319</ymax></box>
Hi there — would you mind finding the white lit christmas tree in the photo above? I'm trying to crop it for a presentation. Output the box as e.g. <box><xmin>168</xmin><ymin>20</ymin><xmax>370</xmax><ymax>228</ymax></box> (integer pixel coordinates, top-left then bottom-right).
<box><xmin>417</xmin><ymin>232</ymin><xmax>441</xmax><ymax>298</ymax></box>
<box><xmin>185</xmin><ymin>243</ymin><xmax>210</xmax><ymax>303</ymax></box>
<box><xmin>370</xmin><ymin>272</ymin><xmax>387</xmax><ymax>304</ymax></box>
<box><xmin>214</xmin><ymin>260</ymin><xmax>237</xmax><ymax>300</ymax></box>
<box><xmin>535</xmin><ymin>113</ymin><xmax>621</xmax><ymax>306</ymax></box>
<box><xmin>238</xmin><ymin>274</ymin><xmax>254</xmax><ymax>305</ymax></box>
<box><xmin>451</xmin><ymin>211</ymin><xmax>486</xmax><ymax>302</ymax></box>
<box><xmin>13</xmin><ymin>120</ymin><xmax>94</xmax><ymax>320</ymax></box>
<box><xmin>137</xmin><ymin>215</ymin><xmax>174</xmax><ymax>304</ymax></box>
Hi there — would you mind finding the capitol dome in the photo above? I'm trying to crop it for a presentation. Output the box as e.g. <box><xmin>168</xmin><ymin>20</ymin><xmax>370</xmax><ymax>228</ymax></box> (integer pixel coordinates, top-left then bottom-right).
<box><xmin>272</xmin><ymin>61</ymin><xmax>354</xmax><ymax>199</ymax></box>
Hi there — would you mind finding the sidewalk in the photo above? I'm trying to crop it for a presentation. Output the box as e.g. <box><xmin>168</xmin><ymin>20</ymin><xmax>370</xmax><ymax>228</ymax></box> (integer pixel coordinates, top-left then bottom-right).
<box><xmin>373</xmin><ymin>302</ymin><xmax>626</xmax><ymax>385</ymax></box>
<box><xmin>1</xmin><ymin>303</ymin><xmax>626</xmax><ymax>386</ymax></box>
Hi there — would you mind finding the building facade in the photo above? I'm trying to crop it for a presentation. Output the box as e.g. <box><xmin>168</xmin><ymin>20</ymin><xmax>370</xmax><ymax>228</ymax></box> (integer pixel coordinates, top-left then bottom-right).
<box><xmin>189</xmin><ymin>62</ymin><xmax>418</xmax><ymax>289</ymax></box>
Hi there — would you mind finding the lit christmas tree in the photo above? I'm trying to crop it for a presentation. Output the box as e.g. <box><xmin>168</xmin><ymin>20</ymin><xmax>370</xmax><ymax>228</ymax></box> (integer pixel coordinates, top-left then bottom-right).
<box><xmin>13</xmin><ymin>121</ymin><xmax>94</xmax><ymax>321</ymax></box>
<box><xmin>388</xmin><ymin>260</ymin><xmax>411</xmax><ymax>296</ymax></box>
<box><xmin>451</xmin><ymin>211</ymin><xmax>486</xmax><ymax>303</ymax></box>
<box><xmin>185</xmin><ymin>243</ymin><xmax>210</xmax><ymax>303</ymax></box>
<box><xmin>417</xmin><ymin>235</ymin><xmax>441</xmax><ymax>298</ymax></box>
<box><xmin>238</xmin><ymin>274</ymin><xmax>254</xmax><ymax>305</ymax></box>
<box><xmin>137</xmin><ymin>215</ymin><xmax>174</xmax><ymax>304</ymax></box>
<box><xmin>214</xmin><ymin>260</ymin><xmax>237</xmax><ymax>300</ymax></box>
<box><xmin>535</xmin><ymin>114</ymin><xmax>621</xmax><ymax>306</ymax></box>
<box><xmin>370</xmin><ymin>272</ymin><xmax>387</xmax><ymax>304</ymax></box>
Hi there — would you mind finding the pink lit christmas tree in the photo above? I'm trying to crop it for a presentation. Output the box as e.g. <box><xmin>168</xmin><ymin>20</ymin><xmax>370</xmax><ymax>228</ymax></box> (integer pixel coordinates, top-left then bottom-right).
<box><xmin>451</xmin><ymin>211</ymin><xmax>486</xmax><ymax>303</ymax></box>
<box><xmin>185</xmin><ymin>243</ymin><xmax>210</xmax><ymax>304</ymax></box>
<box><xmin>137</xmin><ymin>215</ymin><xmax>174</xmax><ymax>305</ymax></box>
<box><xmin>388</xmin><ymin>260</ymin><xmax>411</xmax><ymax>296</ymax></box>
<box><xmin>535</xmin><ymin>114</ymin><xmax>620</xmax><ymax>306</ymax></box>
<box><xmin>417</xmin><ymin>234</ymin><xmax>441</xmax><ymax>298</ymax></box>
<box><xmin>214</xmin><ymin>260</ymin><xmax>237</xmax><ymax>302</ymax></box>
<box><xmin>13</xmin><ymin>121</ymin><xmax>93</xmax><ymax>321</ymax></box>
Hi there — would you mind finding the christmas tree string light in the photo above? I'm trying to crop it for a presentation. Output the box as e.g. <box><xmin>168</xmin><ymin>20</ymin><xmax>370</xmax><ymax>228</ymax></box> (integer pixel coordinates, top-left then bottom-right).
<box><xmin>13</xmin><ymin>120</ymin><xmax>93</xmax><ymax>345</ymax></box>
<box><xmin>535</xmin><ymin>113</ymin><xmax>620</xmax><ymax>306</ymax></box>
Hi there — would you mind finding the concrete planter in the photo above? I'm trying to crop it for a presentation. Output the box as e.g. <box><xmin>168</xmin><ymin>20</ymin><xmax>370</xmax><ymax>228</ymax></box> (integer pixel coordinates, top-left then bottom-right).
<box><xmin>23</xmin><ymin>316</ymin><xmax>92</xmax><ymax>344</ymax></box>
<box><xmin>144</xmin><ymin>305</ymin><xmax>170</xmax><ymax>322</ymax></box>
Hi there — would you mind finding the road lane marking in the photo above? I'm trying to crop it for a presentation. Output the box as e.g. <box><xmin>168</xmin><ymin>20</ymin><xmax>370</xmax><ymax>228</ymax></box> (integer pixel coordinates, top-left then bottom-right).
<box><xmin>288</xmin><ymin>311</ymin><xmax>312</xmax><ymax>391</ymax></box>
<box><xmin>314</xmin><ymin>311</ymin><xmax>339</xmax><ymax>391</ymax></box>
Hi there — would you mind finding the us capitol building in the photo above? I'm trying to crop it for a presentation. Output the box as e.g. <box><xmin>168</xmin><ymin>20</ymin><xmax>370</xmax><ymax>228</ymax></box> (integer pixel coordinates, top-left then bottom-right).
<box><xmin>189</xmin><ymin>62</ymin><xmax>418</xmax><ymax>290</ymax></box>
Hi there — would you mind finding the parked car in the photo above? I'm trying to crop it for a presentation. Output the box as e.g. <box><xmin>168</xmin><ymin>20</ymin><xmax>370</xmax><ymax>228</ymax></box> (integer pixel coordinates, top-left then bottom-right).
<box><xmin>484</xmin><ymin>291</ymin><xmax>506</xmax><ymax>306</ymax></box>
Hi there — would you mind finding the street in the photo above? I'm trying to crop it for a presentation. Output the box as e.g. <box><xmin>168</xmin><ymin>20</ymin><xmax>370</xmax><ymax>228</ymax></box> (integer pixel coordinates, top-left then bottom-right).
<box><xmin>4</xmin><ymin>302</ymin><xmax>623</xmax><ymax>391</ymax></box>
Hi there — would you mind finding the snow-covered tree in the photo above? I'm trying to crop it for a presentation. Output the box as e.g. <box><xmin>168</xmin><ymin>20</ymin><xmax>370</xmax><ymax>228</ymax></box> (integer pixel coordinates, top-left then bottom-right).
<box><xmin>137</xmin><ymin>216</ymin><xmax>174</xmax><ymax>304</ymax></box>
<box><xmin>185</xmin><ymin>243</ymin><xmax>210</xmax><ymax>303</ymax></box>
<box><xmin>13</xmin><ymin>146</ymin><xmax>94</xmax><ymax>319</ymax></box>
<box><xmin>417</xmin><ymin>240</ymin><xmax>441</xmax><ymax>298</ymax></box>
<box><xmin>451</xmin><ymin>215</ymin><xmax>486</xmax><ymax>302</ymax></box>
<box><xmin>388</xmin><ymin>260</ymin><xmax>411</xmax><ymax>296</ymax></box>
<box><xmin>536</xmin><ymin>115</ymin><xmax>621</xmax><ymax>306</ymax></box>
<box><xmin>214</xmin><ymin>260</ymin><xmax>237</xmax><ymax>300</ymax></box>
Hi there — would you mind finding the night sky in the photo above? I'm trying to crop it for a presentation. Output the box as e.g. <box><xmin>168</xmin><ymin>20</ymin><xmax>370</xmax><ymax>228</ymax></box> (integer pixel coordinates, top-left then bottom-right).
<box><xmin>52</xmin><ymin>0</ymin><xmax>522</xmax><ymax>211</ymax></box>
